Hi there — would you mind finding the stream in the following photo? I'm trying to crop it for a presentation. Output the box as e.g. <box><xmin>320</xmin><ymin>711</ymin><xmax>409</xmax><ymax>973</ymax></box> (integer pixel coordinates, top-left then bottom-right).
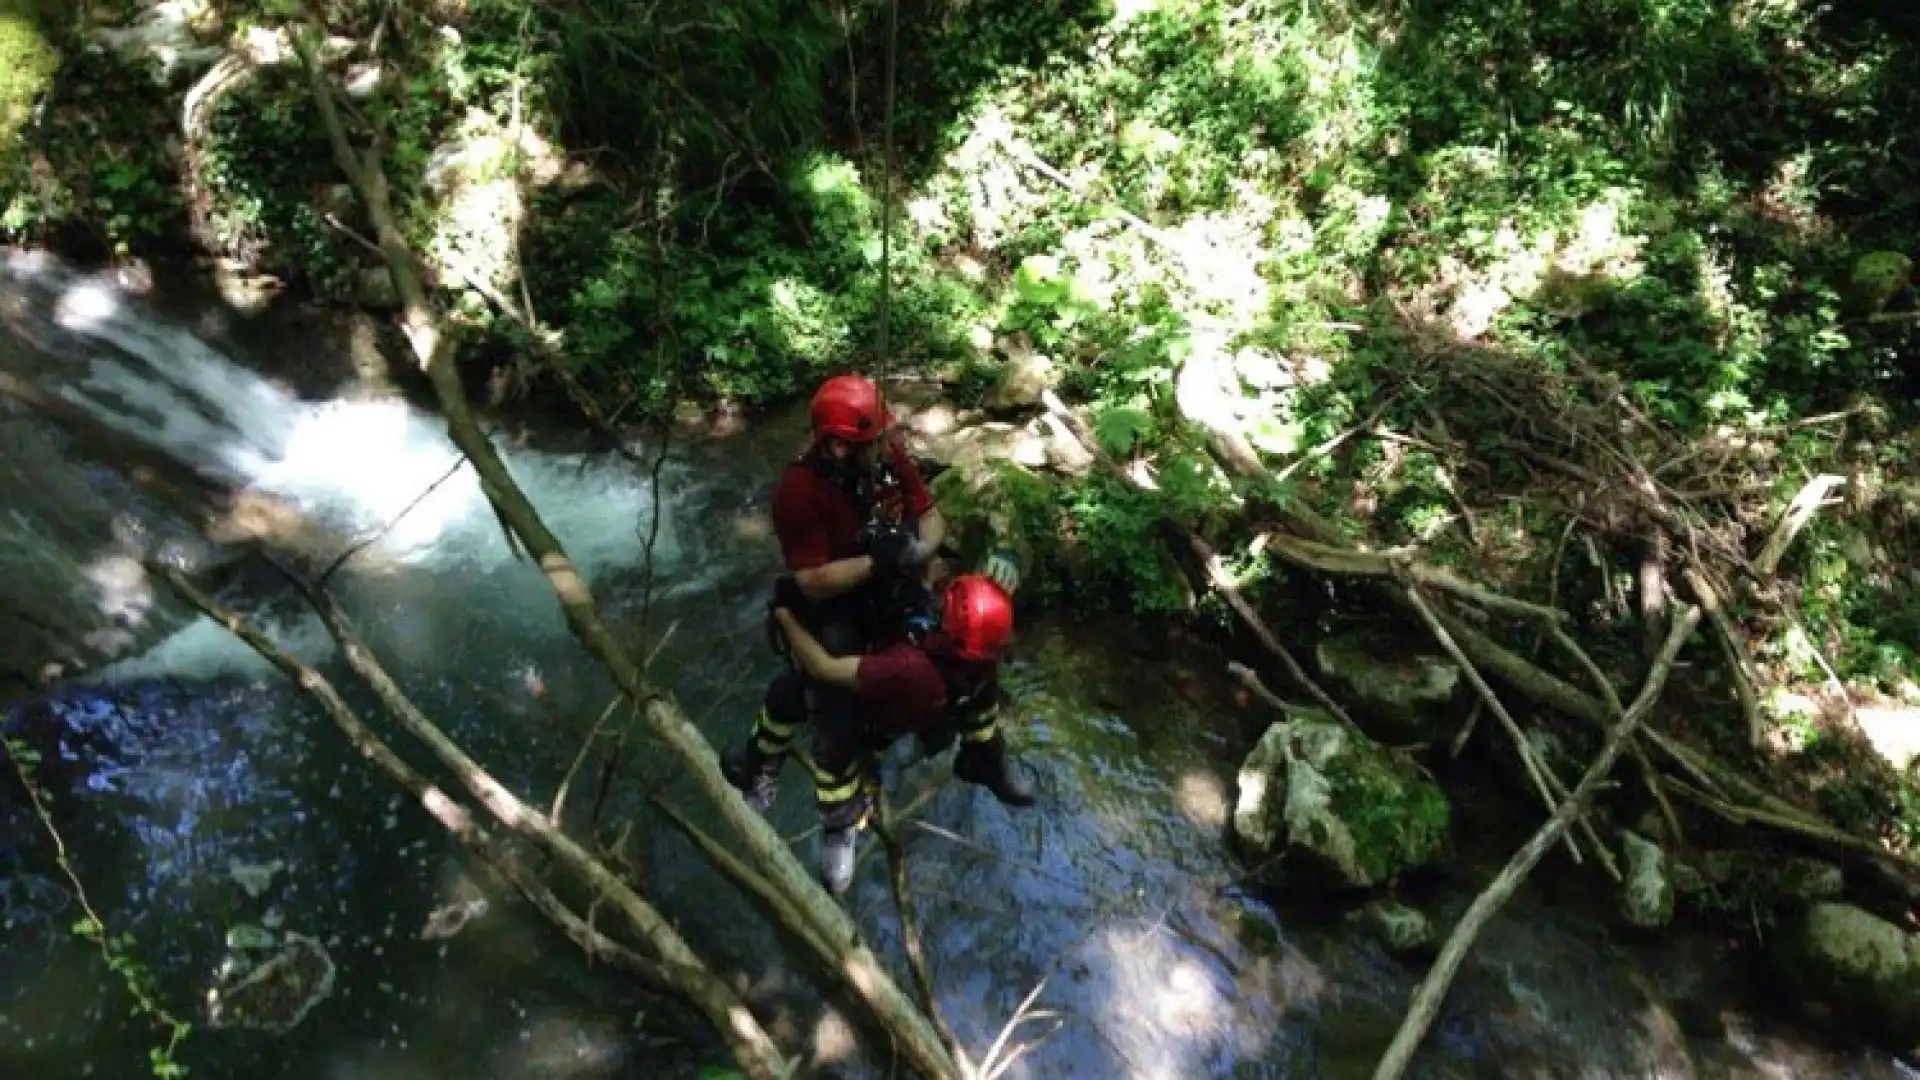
<box><xmin>1</xmin><ymin>249</ymin><xmax>1912</xmax><ymax>1079</ymax></box>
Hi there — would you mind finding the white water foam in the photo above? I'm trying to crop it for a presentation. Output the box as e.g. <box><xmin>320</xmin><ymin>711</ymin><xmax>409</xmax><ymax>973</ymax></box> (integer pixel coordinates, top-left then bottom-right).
<box><xmin>4</xmin><ymin>253</ymin><xmax>685</xmax><ymax>684</ymax></box>
<box><xmin>27</xmin><ymin>260</ymin><xmax>677</xmax><ymax>574</ymax></box>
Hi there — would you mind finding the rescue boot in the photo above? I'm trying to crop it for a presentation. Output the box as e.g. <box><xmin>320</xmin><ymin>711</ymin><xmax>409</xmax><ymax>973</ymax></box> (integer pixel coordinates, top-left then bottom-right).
<box><xmin>820</xmin><ymin>826</ymin><xmax>858</xmax><ymax>896</ymax></box>
<box><xmin>721</xmin><ymin>742</ymin><xmax>783</xmax><ymax>818</ymax></box>
<box><xmin>953</xmin><ymin>730</ymin><xmax>1036</xmax><ymax>808</ymax></box>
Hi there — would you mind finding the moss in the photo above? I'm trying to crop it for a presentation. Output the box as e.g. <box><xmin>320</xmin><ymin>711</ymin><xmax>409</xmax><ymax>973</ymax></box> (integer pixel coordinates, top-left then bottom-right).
<box><xmin>0</xmin><ymin>1</ymin><xmax>61</xmax><ymax>148</ymax></box>
<box><xmin>1333</xmin><ymin>760</ymin><xmax>1452</xmax><ymax>886</ymax></box>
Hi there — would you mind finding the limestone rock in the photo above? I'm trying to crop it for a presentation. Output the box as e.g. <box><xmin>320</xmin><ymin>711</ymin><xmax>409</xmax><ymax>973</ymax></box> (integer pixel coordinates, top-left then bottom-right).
<box><xmin>1231</xmin><ymin>710</ymin><xmax>1451</xmax><ymax>889</ymax></box>
<box><xmin>1314</xmin><ymin>632</ymin><xmax>1462</xmax><ymax>741</ymax></box>
<box><xmin>1360</xmin><ymin>899</ymin><xmax>1436</xmax><ymax>955</ymax></box>
<box><xmin>1618</xmin><ymin>830</ymin><xmax>1674</xmax><ymax>929</ymax></box>
<box><xmin>1771</xmin><ymin>902</ymin><xmax>1920</xmax><ymax>1054</ymax></box>
<box><xmin>983</xmin><ymin>333</ymin><xmax>1057</xmax><ymax>411</ymax></box>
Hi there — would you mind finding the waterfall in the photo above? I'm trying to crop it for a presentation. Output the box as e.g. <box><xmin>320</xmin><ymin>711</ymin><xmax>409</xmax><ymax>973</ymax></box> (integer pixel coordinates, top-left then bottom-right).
<box><xmin>0</xmin><ymin>249</ymin><xmax>683</xmax><ymax>689</ymax></box>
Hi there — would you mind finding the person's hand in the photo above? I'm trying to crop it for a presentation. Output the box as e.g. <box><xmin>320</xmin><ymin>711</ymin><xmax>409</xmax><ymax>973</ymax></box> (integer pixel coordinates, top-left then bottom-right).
<box><xmin>865</xmin><ymin>527</ymin><xmax>914</xmax><ymax>580</ymax></box>
<box><xmin>901</xmin><ymin>534</ymin><xmax>940</xmax><ymax>567</ymax></box>
<box><xmin>771</xmin><ymin>574</ymin><xmax>806</xmax><ymax>615</ymax></box>
<box><xmin>983</xmin><ymin>548</ymin><xmax>1022</xmax><ymax>595</ymax></box>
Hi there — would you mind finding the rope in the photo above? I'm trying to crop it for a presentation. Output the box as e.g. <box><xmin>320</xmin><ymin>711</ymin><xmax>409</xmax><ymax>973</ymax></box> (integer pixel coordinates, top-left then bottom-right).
<box><xmin>873</xmin><ymin>0</ymin><xmax>900</xmax><ymax>406</ymax></box>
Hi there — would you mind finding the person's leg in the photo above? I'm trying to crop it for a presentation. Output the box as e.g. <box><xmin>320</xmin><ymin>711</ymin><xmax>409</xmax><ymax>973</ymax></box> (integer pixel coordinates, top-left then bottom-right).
<box><xmin>952</xmin><ymin>706</ymin><xmax>1036</xmax><ymax>808</ymax></box>
<box><xmin>722</xmin><ymin>671</ymin><xmax>808</xmax><ymax>816</ymax></box>
<box><xmin>806</xmin><ymin>699</ymin><xmax>878</xmax><ymax>896</ymax></box>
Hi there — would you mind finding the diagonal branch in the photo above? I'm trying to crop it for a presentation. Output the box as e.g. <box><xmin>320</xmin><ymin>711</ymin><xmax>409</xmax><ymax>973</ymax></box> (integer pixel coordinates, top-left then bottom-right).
<box><xmin>1368</xmin><ymin>605</ymin><xmax>1702</xmax><ymax>1080</ymax></box>
<box><xmin>292</xmin><ymin>28</ymin><xmax>962</xmax><ymax>1080</ymax></box>
<box><xmin>171</xmin><ymin>561</ymin><xmax>789</xmax><ymax>1077</ymax></box>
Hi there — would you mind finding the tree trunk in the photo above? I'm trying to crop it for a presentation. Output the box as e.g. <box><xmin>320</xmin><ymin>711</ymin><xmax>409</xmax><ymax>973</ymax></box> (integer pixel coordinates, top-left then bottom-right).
<box><xmin>294</xmin><ymin>33</ymin><xmax>960</xmax><ymax>1080</ymax></box>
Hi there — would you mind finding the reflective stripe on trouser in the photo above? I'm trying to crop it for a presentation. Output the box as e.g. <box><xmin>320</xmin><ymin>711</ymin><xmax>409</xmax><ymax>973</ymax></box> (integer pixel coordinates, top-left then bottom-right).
<box><xmin>806</xmin><ymin>750</ymin><xmax>877</xmax><ymax>831</ymax></box>
<box><xmin>957</xmin><ymin>707</ymin><xmax>998</xmax><ymax>743</ymax></box>
<box><xmin>748</xmin><ymin>707</ymin><xmax>801</xmax><ymax>757</ymax></box>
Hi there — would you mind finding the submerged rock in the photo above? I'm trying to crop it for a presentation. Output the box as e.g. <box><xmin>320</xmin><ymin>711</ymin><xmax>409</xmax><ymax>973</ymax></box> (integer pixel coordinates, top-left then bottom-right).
<box><xmin>206</xmin><ymin>929</ymin><xmax>337</xmax><ymax>1034</ymax></box>
<box><xmin>1360</xmin><ymin>899</ymin><xmax>1436</xmax><ymax>955</ymax></box>
<box><xmin>1314</xmin><ymin>633</ymin><xmax>1461</xmax><ymax>742</ymax></box>
<box><xmin>1231</xmin><ymin>709</ymin><xmax>1451</xmax><ymax>889</ymax></box>
<box><xmin>1618</xmin><ymin>830</ymin><xmax>1674</xmax><ymax>929</ymax></box>
<box><xmin>1771</xmin><ymin>902</ymin><xmax>1920</xmax><ymax>1054</ymax></box>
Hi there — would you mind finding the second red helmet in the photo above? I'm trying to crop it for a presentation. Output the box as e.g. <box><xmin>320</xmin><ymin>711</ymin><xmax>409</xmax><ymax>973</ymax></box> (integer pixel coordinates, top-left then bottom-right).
<box><xmin>942</xmin><ymin>574</ymin><xmax>1015</xmax><ymax>661</ymax></box>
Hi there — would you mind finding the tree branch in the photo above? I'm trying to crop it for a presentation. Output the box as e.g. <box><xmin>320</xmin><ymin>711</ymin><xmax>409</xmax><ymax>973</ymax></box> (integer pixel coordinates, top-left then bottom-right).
<box><xmin>1369</xmin><ymin>605</ymin><xmax>1702</xmax><ymax>1080</ymax></box>
<box><xmin>192</xmin><ymin>561</ymin><xmax>789</xmax><ymax>1077</ymax></box>
<box><xmin>291</xmin><ymin>29</ymin><xmax>962</xmax><ymax>1080</ymax></box>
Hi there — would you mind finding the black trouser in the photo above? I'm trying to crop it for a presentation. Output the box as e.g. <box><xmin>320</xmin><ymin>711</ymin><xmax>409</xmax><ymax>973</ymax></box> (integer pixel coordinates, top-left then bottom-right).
<box><xmin>743</xmin><ymin>592</ymin><xmax>876</xmax><ymax>828</ymax></box>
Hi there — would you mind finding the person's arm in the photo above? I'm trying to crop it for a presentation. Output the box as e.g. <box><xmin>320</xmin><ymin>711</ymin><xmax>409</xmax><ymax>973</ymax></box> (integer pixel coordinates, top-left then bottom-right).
<box><xmin>794</xmin><ymin>556</ymin><xmax>876</xmax><ymax>602</ymax></box>
<box><xmin>914</xmin><ymin>506</ymin><xmax>947</xmax><ymax>560</ymax></box>
<box><xmin>773</xmin><ymin>478</ymin><xmax>877</xmax><ymax>602</ymax></box>
<box><xmin>774</xmin><ymin>608</ymin><xmax>861</xmax><ymax>687</ymax></box>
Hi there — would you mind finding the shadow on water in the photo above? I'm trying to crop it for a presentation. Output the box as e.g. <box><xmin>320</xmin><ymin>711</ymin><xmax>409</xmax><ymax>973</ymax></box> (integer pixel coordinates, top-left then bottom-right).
<box><xmin>1</xmin><ymin>253</ymin><xmax>1915</xmax><ymax>1079</ymax></box>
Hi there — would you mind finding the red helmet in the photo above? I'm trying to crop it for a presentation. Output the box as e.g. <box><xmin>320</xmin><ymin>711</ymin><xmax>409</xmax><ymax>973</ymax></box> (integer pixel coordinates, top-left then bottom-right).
<box><xmin>810</xmin><ymin>374</ymin><xmax>892</xmax><ymax>443</ymax></box>
<box><xmin>941</xmin><ymin>574</ymin><xmax>1015</xmax><ymax>661</ymax></box>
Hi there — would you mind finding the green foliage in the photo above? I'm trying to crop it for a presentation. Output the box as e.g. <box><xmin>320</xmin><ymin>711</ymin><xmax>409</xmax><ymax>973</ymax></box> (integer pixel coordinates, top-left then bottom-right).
<box><xmin>196</xmin><ymin>71</ymin><xmax>362</xmax><ymax>297</ymax></box>
<box><xmin>0</xmin><ymin>0</ymin><xmax>61</xmax><ymax>145</ymax></box>
<box><xmin>0</xmin><ymin>46</ymin><xmax>185</xmax><ymax>253</ymax></box>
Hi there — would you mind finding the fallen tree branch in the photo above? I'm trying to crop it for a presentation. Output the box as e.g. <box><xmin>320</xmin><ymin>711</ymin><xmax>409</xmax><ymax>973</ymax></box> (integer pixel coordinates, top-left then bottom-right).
<box><xmin>1544</xmin><ymin>625</ymin><xmax>1687</xmax><ymax>848</ymax></box>
<box><xmin>156</xmin><ymin>572</ymin><xmax>673</xmax><ymax>989</ymax></box>
<box><xmin>1268</xmin><ymin>535</ymin><xmax>1570</xmax><ymax>624</ymax></box>
<box><xmin>293</xmin><ymin>31</ymin><xmax>962</xmax><ymax>1080</ymax></box>
<box><xmin>194</xmin><ymin>563</ymin><xmax>791</xmax><ymax>1078</ymax></box>
<box><xmin>1683</xmin><ymin>566</ymin><xmax>1763</xmax><ymax>748</ymax></box>
<box><xmin>646</xmin><ymin>795</ymin><xmax>839</xmax><ymax>967</ymax></box>
<box><xmin>875</xmin><ymin>793</ymin><xmax>973</xmax><ymax>1073</ymax></box>
<box><xmin>1192</xmin><ymin>534</ymin><xmax>1363</xmax><ymax>730</ymax></box>
<box><xmin>1403</xmin><ymin>585</ymin><xmax>1601</xmax><ymax>874</ymax></box>
<box><xmin>1753</xmin><ymin>474</ymin><xmax>1847</xmax><ymax>578</ymax></box>
<box><xmin>1369</xmin><ymin>604</ymin><xmax>1702</xmax><ymax>1080</ymax></box>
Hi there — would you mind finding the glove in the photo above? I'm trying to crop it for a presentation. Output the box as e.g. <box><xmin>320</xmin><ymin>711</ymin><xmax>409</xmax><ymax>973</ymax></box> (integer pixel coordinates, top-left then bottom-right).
<box><xmin>983</xmin><ymin>548</ymin><xmax>1023</xmax><ymax>595</ymax></box>
<box><xmin>865</xmin><ymin>527</ymin><xmax>915</xmax><ymax>580</ymax></box>
<box><xmin>770</xmin><ymin>574</ymin><xmax>806</xmax><ymax>615</ymax></box>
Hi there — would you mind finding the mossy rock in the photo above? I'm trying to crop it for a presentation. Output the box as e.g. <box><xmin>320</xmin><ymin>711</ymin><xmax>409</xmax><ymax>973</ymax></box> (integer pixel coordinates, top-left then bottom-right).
<box><xmin>1315</xmin><ymin>631</ymin><xmax>1462</xmax><ymax>742</ymax></box>
<box><xmin>1769</xmin><ymin>902</ymin><xmax>1920</xmax><ymax>1054</ymax></box>
<box><xmin>1232</xmin><ymin>710</ymin><xmax>1452</xmax><ymax>889</ymax></box>
<box><xmin>1618</xmin><ymin>830</ymin><xmax>1674</xmax><ymax>929</ymax></box>
<box><xmin>0</xmin><ymin>0</ymin><xmax>62</xmax><ymax>147</ymax></box>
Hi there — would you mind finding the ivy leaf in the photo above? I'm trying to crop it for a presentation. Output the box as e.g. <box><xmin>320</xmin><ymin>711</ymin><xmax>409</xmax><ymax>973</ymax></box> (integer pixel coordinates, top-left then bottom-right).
<box><xmin>1013</xmin><ymin>254</ymin><xmax>1068</xmax><ymax>305</ymax></box>
<box><xmin>1092</xmin><ymin>405</ymin><xmax>1154</xmax><ymax>458</ymax></box>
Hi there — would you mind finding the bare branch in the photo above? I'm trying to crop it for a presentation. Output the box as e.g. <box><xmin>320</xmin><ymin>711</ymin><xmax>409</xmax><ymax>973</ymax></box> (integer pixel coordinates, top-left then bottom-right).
<box><xmin>1369</xmin><ymin>605</ymin><xmax>1702</xmax><ymax>1080</ymax></box>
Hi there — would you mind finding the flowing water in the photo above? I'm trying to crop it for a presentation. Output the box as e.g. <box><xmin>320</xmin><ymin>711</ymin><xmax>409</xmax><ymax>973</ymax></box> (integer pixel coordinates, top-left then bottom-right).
<box><xmin>0</xmin><ymin>250</ymin><xmax>1912</xmax><ymax>1080</ymax></box>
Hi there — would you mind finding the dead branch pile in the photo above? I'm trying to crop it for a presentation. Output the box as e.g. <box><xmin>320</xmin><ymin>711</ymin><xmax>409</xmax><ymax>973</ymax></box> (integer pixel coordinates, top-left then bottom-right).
<box><xmin>1040</xmin><ymin>360</ymin><xmax>1920</xmax><ymax>1077</ymax></box>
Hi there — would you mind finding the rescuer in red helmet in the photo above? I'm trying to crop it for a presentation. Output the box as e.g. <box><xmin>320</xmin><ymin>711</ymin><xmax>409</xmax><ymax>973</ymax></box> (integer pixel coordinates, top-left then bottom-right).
<box><xmin>763</xmin><ymin>571</ymin><xmax>1036</xmax><ymax>894</ymax></box>
<box><xmin>722</xmin><ymin>374</ymin><xmax>947</xmax><ymax>812</ymax></box>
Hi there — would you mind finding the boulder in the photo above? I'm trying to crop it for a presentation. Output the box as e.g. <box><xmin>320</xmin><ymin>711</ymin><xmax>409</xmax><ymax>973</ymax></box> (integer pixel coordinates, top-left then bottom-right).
<box><xmin>1360</xmin><ymin>898</ymin><xmax>1436</xmax><ymax>955</ymax></box>
<box><xmin>1231</xmin><ymin>709</ymin><xmax>1451</xmax><ymax>889</ymax></box>
<box><xmin>1314</xmin><ymin>632</ymin><xmax>1462</xmax><ymax>742</ymax></box>
<box><xmin>1771</xmin><ymin>902</ymin><xmax>1920</xmax><ymax>1054</ymax></box>
<box><xmin>983</xmin><ymin>332</ymin><xmax>1058</xmax><ymax>411</ymax></box>
<box><xmin>1618</xmin><ymin>830</ymin><xmax>1674</xmax><ymax>929</ymax></box>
